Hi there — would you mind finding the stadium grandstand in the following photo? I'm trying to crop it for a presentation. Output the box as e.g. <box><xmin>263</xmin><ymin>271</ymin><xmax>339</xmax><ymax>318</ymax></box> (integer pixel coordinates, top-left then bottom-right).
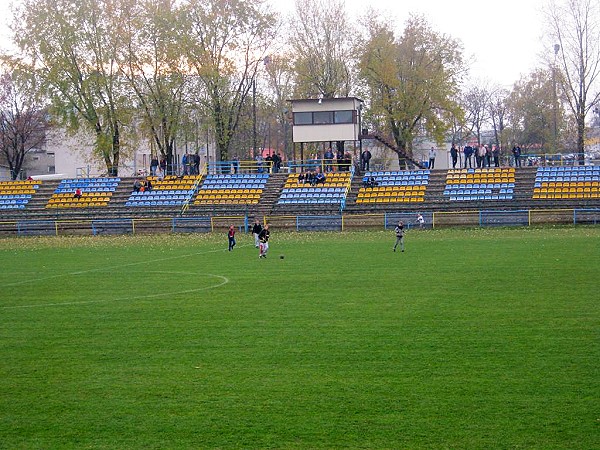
<box><xmin>0</xmin><ymin>161</ymin><xmax>599</xmax><ymax>235</ymax></box>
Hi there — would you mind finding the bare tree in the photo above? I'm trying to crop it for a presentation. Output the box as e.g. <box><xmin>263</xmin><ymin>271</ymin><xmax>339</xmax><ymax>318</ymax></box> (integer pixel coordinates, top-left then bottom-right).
<box><xmin>546</xmin><ymin>0</ymin><xmax>600</xmax><ymax>163</ymax></box>
<box><xmin>178</xmin><ymin>0</ymin><xmax>278</xmax><ymax>163</ymax></box>
<box><xmin>462</xmin><ymin>82</ymin><xmax>492</xmax><ymax>146</ymax></box>
<box><xmin>489</xmin><ymin>87</ymin><xmax>509</xmax><ymax>153</ymax></box>
<box><xmin>0</xmin><ymin>71</ymin><xmax>50</xmax><ymax>179</ymax></box>
<box><xmin>289</xmin><ymin>0</ymin><xmax>354</xmax><ymax>98</ymax></box>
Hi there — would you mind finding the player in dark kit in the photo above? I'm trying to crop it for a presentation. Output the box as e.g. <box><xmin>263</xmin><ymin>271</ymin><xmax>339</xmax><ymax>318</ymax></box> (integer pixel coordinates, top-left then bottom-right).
<box><xmin>258</xmin><ymin>224</ymin><xmax>270</xmax><ymax>258</ymax></box>
<box><xmin>393</xmin><ymin>221</ymin><xmax>405</xmax><ymax>252</ymax></box>
<box><xmin>252</xmin><ymin>219</ymin><xmax>263</xmax><ymax>248</ymax></box>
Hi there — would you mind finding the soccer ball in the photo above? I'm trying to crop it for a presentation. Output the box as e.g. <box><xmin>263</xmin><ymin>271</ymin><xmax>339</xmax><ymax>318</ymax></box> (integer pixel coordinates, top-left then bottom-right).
<box><xmin>279</xmin><ymin>254</ymin><xmax>285</xmax><ymax>259</ymax></box>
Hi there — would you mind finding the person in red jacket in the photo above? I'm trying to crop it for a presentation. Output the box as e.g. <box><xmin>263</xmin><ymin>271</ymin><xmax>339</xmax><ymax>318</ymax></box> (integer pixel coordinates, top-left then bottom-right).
<box><xmin>228</xmin><ymin>225</ymin><xmax>236</xmax><ymax>251</ymax></box>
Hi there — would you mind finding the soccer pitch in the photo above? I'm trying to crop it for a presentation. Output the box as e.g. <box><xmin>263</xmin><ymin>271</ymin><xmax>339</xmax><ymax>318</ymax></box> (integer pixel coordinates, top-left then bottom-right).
<box><xmin>1</xmin><ymin>228</ymin><xmax>598</xmax><ymax>449</ymax></box>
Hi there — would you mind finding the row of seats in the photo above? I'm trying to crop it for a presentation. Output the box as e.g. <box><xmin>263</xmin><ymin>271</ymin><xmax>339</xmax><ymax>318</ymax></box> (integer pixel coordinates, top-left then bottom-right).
<box><xmin>445</xmin><ymin>188</ymin><xmax>514</xmax><ymax>195</ymax></box>
<box><xmin>285</xmin><ymin>187</ymin><xmax>346</xmax><ymax>194</ymax></box>
<box><xmin>46</xmin><ymin>192</ymin><xmax>111</xmax><ymax>208</ymax></box>
<box><xmin>196</xmin><ymin>174</ymin><xmax>265</xmax><ymax>204</ymax></box>
<box><xmin>357</xmin><ymin>197</ymin><xmax>425</xmax><ymax>204</ymax></box>
<box><xmin>535</xmin><ymin>167</ymin><xmax>600</xmax><ymax>183</ymax></box>
<box><xmin>357</xmin><ymin>186</ymin><xmax>426</xmax><ymax>204</ymax></box>
<box><xmin>279</xmin><ymin>197</ymin><xmax>344</xmax><ymax>205</ymax></box>
<box><xmin>449</xmin><ymin>195</ymin><xmax>513</xmax><ymax>201</ymax></box>
<box><xmin>533</xmin><ymin>193</ymin><xmax>600</xmax><ymax>199</ymax></box>
<box><xmin>445</xmin><ymin>183</ymin><xmax>515</xmax><ymax>190</ymax></box>
<box><xmin>536</xmin><ymin>181</ymin><xmax>600</xmax><ymax>187</ymax></box>
<box><xmin>279</xmin><ymin>173</ymin><xmax>351</xmax><ymax>205</ymax></box>
<box><xmin>444</xmin><ymin>168</ymin><xmax>516</xmax><ymax>201</ymax></box>
<box><xmin>130</xmin><ymin>190</ymin><xmax>198</xmax><ymax>196</ymax></box>
<box><xmin>0</xmin><ymin>181</ymin><xmax>41</xmax><ymax>209</ymax></box>
<box><xmin>447</xmin><ymin>168</ymin><xmax>514</xmax><ymax>174</ymax></box>
<box><xmin>194</xmin><ymin>198</ymin><xmax>259</xmax><ymax>205</ymax></box>
<box><xmin>49</xmin><ymin>178</ymin><xmax>116</xmax><ymax>207</ymax></box>
<box><xmin>366</xmin><ymin>170</ymin><xmax>430</xmax><ymax>176</ymax></box>
<box><xmin>535</xmin><ymin>187</ymin><xmax>599</xmax><ymax>193</ymax></box>
<box><xmin>127</xmin><ymin>176</ymin><xmax>198</xmax><ymax>207</ymax></box>
<box><xmin>145</xmin><ymin>175</ymin><xmax>200</xmax><ymax>189</ymax></box>
<box><xmin>537</xmin><ymin>167</ymin><xmax>600</xmax><ymax>173</ymax></box>
<box><xmin>356</xmin><ymin>170</ymin><xmax>429</xmax><ymax>204</ymax></box>
<box><xmin>0</xmin><ymin>198</ymin><xmax>29</xmax><ymax>209</ymax></box>
<box><xmin>54</xmin><ymin>178</ymin><xmax>118</xmax><ymax>194</ymax></box>
<box><xmin>285</xmin><ymin>173</ymin><xmax>351</xmax><ymax>188</ymax></box>
<box><xmin>206</xmin><ymin>173</ymin><xmax>269</xmax><ymax>179</ymax></box>
<box><xmin>201</xmin><ymin>183</ymin><xmax>266</xmax><ymax>190</ymax></box>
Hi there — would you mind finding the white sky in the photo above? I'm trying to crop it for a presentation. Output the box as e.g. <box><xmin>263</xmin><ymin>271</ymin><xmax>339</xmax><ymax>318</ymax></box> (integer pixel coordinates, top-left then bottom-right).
<box><xmin>0</xmin><ymin>0</ymin><xmax>550</xmax><ymax>88</ymax></box>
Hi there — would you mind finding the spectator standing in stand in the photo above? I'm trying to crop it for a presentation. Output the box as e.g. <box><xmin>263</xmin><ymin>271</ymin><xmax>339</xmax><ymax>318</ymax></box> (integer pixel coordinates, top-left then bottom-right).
<box><xmin>324</xmin><ymin>147</ymin><xmax>334</xmax><ymax>173</ymax></box>
<box><xmin>450</xmin><ymin>145</ymin><xmax>458</xmax><ymax>169</ymax></box>
<box><xmin>492</xmin><ymin>145</ymin><xmax>500</xmax><ymax>167</ymax></box>
<box><xmin>512</xmin><ymin>145</ymin><xmax>522</xmax><ymax>167</ymax></box>
<box><xmin>464</xmin><ymin>145</ymin><xmax>473</xmax><ymax>168</ymax></box>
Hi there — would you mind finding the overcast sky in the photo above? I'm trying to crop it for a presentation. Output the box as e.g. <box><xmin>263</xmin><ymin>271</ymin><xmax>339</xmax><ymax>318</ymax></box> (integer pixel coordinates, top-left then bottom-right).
<box><xmin>0</xmin><ymin>0</ymin><xmax>550</xmax><ymax>88</ymax></box>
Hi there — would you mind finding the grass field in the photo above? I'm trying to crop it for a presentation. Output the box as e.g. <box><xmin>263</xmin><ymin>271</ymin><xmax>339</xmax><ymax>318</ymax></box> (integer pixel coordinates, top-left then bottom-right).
<box><xmin>0</xmin><ymin>227</ymin><xmax>599</xmax><ymax>449</ymax></box>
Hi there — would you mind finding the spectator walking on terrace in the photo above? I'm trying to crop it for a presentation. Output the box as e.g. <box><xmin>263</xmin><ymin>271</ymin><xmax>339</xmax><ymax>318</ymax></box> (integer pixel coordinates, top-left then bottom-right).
<box><xmin>428</xmin><ymin>147</ymin><xmax>436</xmax><ymax>169</ymax></box>
<box><xmin>258</xmin><ymin>224</ymin><xmax>270</xmax><ymax>258</ymax></box>
<box><xmin>252</xmin><ymin>219</ymin><xmax>263</xmax><ymax>248</ymax></box>
<box><xmin>228</xmin><ymin>225</ymin><xmax>236</xmax><ymax>251</ymax></box>
<box><xmin>393</xmin><ymin>221</ymin><xmax>405</xmax><ymax>252</ymax></box>
<box><xmin>150</xmin><ymin>156</ymin><xmax>159</xmax><ymax>176</ymax></box>
<box><xmin>361</xmin><ymin>149</ymin><xmax>372</xmax><ymax>171</ymax></box>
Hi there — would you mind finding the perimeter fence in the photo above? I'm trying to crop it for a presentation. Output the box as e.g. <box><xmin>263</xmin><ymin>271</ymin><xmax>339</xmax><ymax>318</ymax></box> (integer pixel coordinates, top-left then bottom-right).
<box><xmin>0</xmin><ymin>208</ymin><xmax>598</xmax><ymax>237</ymax></box>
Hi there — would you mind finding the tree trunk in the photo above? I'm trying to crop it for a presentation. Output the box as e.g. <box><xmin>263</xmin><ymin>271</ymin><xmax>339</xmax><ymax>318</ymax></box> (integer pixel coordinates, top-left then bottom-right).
<box><xmin>577</xmin><ymin>112</ymin><xmax>585</xmax><ymax>165</ymax></box>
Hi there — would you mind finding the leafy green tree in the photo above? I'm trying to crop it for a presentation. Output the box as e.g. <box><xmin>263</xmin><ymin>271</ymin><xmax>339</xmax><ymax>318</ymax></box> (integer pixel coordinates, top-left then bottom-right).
<box><xmin>117</xmin><ymin>0</ymin><xmax>187</xmax><ymax>173</ymax></box>
<box><xmin>177</xmin><ymin>0</ymin><xmax>277</xmax><ymax>163</ymax></box>
<box><xmin>358</xmin><ymin>15</ymin><xmax>464</xmax><ymax>164</ymax></box>
<box><xmin>13</xmin><ymin>0</ymin><xmax>131</xmax><ymax>176</ymax></box>
<box><xmin>507</xmin><ymin>69</ymin><xmax>560</xmax><ymax>153</ymax></box>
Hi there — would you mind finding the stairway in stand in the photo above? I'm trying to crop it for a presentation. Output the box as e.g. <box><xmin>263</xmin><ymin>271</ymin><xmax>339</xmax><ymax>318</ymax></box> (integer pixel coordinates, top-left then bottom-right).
<box><xmin>255</xmin><ymin>172</ymin><xmax>288</xmax><ymax>218</ymax></box>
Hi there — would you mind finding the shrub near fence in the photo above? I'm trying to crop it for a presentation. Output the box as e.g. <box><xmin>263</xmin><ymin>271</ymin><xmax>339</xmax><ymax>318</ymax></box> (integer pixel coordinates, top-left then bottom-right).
<box><xmin>0</xmin><ymin>209</ymin><xmax>599</xmax><ymax>236</ymax></box>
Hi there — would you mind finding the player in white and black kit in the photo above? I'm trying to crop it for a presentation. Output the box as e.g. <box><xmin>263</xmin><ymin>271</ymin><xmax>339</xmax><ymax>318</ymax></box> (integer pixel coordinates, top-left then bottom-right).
<box><xmin>258</xmin><ymin>224</ymin><xmax>270</xmax><ymax>258</ymax></box>
<box><xmin>393</xmin><ymin>221</ymin><xmax>405</xmax><ymax>252</ymax></box>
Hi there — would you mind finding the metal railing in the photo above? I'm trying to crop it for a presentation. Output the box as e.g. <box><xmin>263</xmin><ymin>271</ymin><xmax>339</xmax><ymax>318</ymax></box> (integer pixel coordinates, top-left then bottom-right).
<box><xmin>0</xmin><ymin>208</ymin><xmax>598</xmax><ymax>237</ymax></box>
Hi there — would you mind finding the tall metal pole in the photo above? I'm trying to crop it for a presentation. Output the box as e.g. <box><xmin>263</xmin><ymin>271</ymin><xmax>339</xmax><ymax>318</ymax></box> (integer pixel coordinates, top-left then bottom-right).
<box><xmin>553</xmin><ymin>44</ymin><xmax>560</xmax><ymax>152</ymax></box>
<box><xmin>252</xmin><ymin>79</ymin><xmax>257</xmax><ymax>157</ymax></box>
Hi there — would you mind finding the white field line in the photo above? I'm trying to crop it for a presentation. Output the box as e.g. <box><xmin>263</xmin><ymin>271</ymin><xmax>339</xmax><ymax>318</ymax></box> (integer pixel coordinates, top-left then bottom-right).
<box><xmin>0</xmin><ymin>243</ymin><xmax>248</xmax><ymax>308</ymax></box>
<box><xmin>3</xmin><ymin>244</ymin><xmax>249</xmax><ymax>287</ymax></box>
